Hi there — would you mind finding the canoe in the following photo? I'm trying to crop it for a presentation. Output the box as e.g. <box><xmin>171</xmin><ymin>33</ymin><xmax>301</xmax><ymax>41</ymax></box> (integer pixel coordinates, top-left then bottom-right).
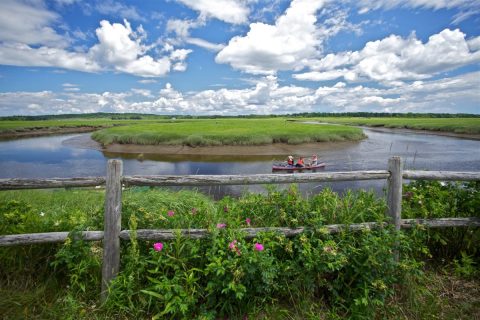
<box><xmin>272</xmin><ymin>162</ymin><xmax>326</xmax><ymax>171</ymax></box>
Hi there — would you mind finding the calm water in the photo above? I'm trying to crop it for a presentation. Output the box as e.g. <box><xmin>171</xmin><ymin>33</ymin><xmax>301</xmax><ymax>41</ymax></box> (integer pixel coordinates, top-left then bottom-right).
<box><xmin>1</xmin><ymin>128</ymin><xmax>479</xmax><ymax>197</ymax></box>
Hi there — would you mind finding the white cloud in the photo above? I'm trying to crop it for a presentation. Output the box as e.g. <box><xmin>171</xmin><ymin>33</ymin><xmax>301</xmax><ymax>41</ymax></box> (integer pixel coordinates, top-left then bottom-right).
<box><xmin>0</xmin><ymin>17</ymin><xmax>192</xmax><ymax>77</ymax></box>
<box><xmin>167</xmin><ymin>17</ymin><xmax>224</xmax><ymax>51</ymax></box>
<box><xmin>186</xmin><ymin>38</ymin><xmax>225</xmax><ymax>52</ymax></box>
<box><xmin>294</xmin><ymin>29</ymin><xmax>480</xmax><ymax>83</ymax></box>
<box><xmin>0</xmin><ymin>0</ymin><xmax>192</xmax><ymax>77</ymax></box>
<box><xmin>349</xmin><ymin>0</ymin><xmax>480</xmax><ymax>24</ymax></box>
<box><xmin>0</xmin><ymin>0</ymin><xmax>66</xmax><ymax>47</ymax></box>
<box><xmin>1</xmin><ymin>72</ymin><xmax>479</xmax><ymax>115</ymax></box>
<box><xmin>0</xmin><ymin>42</ymin><xmax>101</xmax><ymax>72</ymax></box>
<box><xmin>353</xmin><ymin>0</ymin><xmax>480</xmax><ymax>14</ymax></box>
<box><xmin>95</xmin><ymin>0</ymin><xmax>145</xmax><ymax>21</ymax></box>
<box><xmin>138</xmin><ymin>79</ymin><xmax>158</xmax><ymax>84</ymax></box>
<box><xmin>175</xmin><ymin>0</ymin><xmax>250</xmax><ymax>24</ymax></box>
<box><xmin>216</xmin><ymin>0</ymin><xmax>328</xmax><ymax>74</ymax></box>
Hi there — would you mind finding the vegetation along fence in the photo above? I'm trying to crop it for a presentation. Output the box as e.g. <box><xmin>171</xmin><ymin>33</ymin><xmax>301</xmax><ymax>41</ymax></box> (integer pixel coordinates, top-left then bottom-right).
<box><xmin>1</xmin><ymin>156</ymin><xmax>479</xmax><ymax>301</ymax></box>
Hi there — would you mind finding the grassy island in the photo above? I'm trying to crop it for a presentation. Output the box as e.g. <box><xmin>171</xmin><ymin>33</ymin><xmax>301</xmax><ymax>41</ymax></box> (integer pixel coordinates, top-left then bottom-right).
<box><xmin>91</xmin><ymin>118</ymin><xmax>366</xmax><ymax>146</ymax></box>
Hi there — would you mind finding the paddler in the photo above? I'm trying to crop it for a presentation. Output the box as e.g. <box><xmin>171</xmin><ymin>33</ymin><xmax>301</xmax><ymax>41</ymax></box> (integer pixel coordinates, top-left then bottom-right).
<box><xmin>295</xmin><ymin>157</ymin><xmax>305</xmax><ymax>167</ymax></box>
<box><xmin>287</xmin><ymin>155</ymin><xmax>294</xmax><ymax>166</ymax></box>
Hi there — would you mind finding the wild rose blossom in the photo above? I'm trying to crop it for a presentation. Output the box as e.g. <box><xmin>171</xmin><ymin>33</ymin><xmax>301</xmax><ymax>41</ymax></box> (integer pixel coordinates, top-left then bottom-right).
<box><xmin>153</xmin><ymin>242</ymin><xmax>163</xmax><ymax>252</ymax></box>
<box><xmin>216</xmin><ymin>223</ymin><xmax>226</xmax><ymax>229</ymax></box>
<box><xmin>167</xmin><ymin>210</ymin><xmax>175</xmax><ymax>217</ymax></box>
<box><xmin>229</xmin><ymin>240</ymin><xmax>241</xmax><ymax>256</ymax></box>
<box><xmin>254</xmin><ymin>243</ymin><xmax>264</xmax><ymax>251</ymax></box>
<box><xmin>245</xmin><ymin>218</ymin><xmax>251</xmax><ymax>226</ymax></box>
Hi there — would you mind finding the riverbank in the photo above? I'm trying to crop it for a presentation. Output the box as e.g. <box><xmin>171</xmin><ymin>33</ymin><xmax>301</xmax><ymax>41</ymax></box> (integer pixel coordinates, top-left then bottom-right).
<box><xmin>309</xmin><ymin>117</ymin><xmax>480</xmax><ymax>136</ymax></box>
<box><xmin>101</xmin><ymin>140</ymin><xmax>358</xmax><ymax>156</ymax></box>
<box><xmin>0</xmin><ymin>126</ymin><xmax>103</xmax><ymax>140</ymax></box>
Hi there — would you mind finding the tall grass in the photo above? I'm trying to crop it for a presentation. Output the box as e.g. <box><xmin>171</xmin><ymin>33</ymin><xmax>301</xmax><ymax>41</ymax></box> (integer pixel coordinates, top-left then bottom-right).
<box><xmin>91</xmin><ymin>118</ymin><xmax>366</xmax><ymax>146</ymax></box>
<box><xmin>312</xmin><ymin>117</ymin><xmax>480</xmax><ymax>134</ymax></box>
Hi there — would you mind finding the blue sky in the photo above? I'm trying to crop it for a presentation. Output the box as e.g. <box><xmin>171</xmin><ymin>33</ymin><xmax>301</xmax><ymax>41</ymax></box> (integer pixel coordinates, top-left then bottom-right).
<box><xmin>0</xmin><ymin>0</ymin><xmax>479</xmax><ymax>116</ymax></box>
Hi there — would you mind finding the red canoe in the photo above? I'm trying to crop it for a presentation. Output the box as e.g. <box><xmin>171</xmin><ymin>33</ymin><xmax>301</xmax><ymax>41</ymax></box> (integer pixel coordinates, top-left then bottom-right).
<box><xmin>272</xmin><ymin>162</ymin><xmax>326</xmax><ymax>171</ymax></box>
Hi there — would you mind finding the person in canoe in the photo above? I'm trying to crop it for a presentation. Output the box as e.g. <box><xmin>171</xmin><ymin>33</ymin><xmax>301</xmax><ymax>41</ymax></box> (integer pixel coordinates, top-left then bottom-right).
<box><xmin>310</xmin><ymin>154</ymin><xmax>318</xmax><ymax>166</ymax></box>
<box><xmin>295</xmin><ymin>157</ymin><xmax>305</xmax><ymax>167</ymax></box>
<box><xmin>287</xmin><ymin>155</ymin><xmax>294</xmax><ymax>166</ymax></box>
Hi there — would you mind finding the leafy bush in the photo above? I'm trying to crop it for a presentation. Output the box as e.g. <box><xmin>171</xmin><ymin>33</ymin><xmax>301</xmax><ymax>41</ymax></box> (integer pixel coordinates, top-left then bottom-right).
<box><xmin>0</xmin><ymin>182</ymin><xmax>478</xmax><ymax>319</ymax></box>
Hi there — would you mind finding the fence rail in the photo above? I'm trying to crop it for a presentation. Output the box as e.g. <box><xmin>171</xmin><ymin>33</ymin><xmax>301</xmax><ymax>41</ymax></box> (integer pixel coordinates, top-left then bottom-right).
<box><xmin>1</xmin><ymin>217</ymin><xmax>479</xmax><ymax>246</ymax></box>
<box><xmin>1</xmin><ymin>157</ymin><xmax>479</xmax><ymax>301</ymax></box>
<box><xmin>2</xmin><ymin>171</ymin><xmax>480</xmax><ymax>191</ymax></box>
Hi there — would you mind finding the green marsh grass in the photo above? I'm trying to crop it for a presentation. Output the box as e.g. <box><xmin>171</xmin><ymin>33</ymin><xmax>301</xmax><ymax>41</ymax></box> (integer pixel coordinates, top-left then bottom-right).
<box><xmin>91</xmin><ymin>118</ymin><xmax>366</xmax><ymax>146</ymax></box>
<box><xmin>311</xmin><ymin>117</ymin><xmax>480</xmax><ymax>134</ymax></box>
<box><xmin>0</xmin><ymin>118</ymin><xmax>166</xmax><ymax>134</ymax></box>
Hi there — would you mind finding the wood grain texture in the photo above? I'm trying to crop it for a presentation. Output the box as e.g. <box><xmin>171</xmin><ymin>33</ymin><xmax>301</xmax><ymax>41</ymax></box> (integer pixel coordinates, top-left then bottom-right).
<box><xmin>0</xmin><ymin>177</ymin><xmax>105</xmax><ymax>190</ymax></box>
<box><xmin>101</xmin><ymin>160</ymin><xmax>123</xmax><ymax>301</ymax></box>
<box><xmin>403</xmin><ymin>171</ymin><xmax>480</xmax><ymax>181</ymax></box>
<box><xmin>123</xmin><ymin>171</ymin><xmax>390</xmax><ymax>187</ymax></box>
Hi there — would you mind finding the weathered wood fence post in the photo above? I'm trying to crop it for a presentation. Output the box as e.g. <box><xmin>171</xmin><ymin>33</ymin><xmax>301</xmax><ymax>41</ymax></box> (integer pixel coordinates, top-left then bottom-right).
<box><xmin>387</xmin><ymin>156</ymin><xmax>403</xmax><ymax>261</ymax></box>
<box><xmin>101</xmin><ymin>159</ymin><xmax>123</xmax><ymax>302</ymax></box>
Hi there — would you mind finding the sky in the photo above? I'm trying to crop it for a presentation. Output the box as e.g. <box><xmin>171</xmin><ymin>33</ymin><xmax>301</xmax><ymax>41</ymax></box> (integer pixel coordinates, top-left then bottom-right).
<box><xmin>0</xmin><ymin>0</ymin><xmax>479</xmax><ymax>116</ymax></box>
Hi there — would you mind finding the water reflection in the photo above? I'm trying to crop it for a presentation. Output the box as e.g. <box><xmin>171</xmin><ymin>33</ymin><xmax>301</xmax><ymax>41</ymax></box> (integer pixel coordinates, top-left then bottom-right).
<box><xmin>0</xmin><ymin>129</ymin><xmax>479</xmax><ymax>198</ymax></box>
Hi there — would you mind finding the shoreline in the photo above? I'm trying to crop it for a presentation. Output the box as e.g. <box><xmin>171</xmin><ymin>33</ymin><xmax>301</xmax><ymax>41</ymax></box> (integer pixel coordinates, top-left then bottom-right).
<box><xmin>0</xmin><ymin>126</ymin><xmax>103</xmax><ymax>140</ymax></box>
<box><xmin>101</xmin><ymin>140</ymin><xmax>359</xmax><ymax>156</ymax></box>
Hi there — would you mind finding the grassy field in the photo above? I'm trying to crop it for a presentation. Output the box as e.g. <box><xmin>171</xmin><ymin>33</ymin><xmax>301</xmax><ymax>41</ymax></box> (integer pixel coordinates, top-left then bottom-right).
<box><xmin>91</xmin><ymin>118</ymin><xmax>366</xmax><ymax>146</ymax></box>
<box><xmin>312</xmin><ymin>117</ymin><xmax>480</xmax><ymax>134</ymax></box>
<box><xmin>0</xmin><ymin>118</ymin><xmax>162</xmax><ymax>134</ymax></box>
<box><xmin>1</xmin><ymin>181</ymin><xmax>479</xmax><ymax>319</ymax></box>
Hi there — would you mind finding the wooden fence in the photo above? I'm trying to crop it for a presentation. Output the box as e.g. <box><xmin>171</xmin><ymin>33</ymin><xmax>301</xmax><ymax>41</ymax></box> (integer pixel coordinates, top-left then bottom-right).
<box><xmin>1</xmin><ymin>156</ymin><xmax>480</xmax><ymax>301</ymax></box>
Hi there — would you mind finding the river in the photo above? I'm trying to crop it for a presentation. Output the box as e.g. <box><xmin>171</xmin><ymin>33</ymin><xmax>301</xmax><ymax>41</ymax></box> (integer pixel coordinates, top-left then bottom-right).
<box><xmin>1</xmin><ymin>127</ymin><xmax>479</xmax><ymax>197</ymax></box>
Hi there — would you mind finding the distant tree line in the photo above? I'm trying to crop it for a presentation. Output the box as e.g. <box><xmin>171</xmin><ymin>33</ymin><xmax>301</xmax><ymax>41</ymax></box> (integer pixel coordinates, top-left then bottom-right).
<box><xmin>1</xmin><ymin>112</ymin><xmax>479</xmax><ymax>121</ymax></box>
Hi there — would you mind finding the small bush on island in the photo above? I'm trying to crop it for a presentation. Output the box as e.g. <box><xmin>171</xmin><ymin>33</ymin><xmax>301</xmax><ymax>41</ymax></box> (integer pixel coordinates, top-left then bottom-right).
<box><xmin>0</xmin><ymin>181</ymin><xmax>479</xmax><ymax>319</ymax></box>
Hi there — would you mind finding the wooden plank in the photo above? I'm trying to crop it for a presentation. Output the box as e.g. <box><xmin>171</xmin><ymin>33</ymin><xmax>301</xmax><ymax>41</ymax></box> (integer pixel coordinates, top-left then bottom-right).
<box><xmin>0</xmin><ymin>231</ymin><xmax>104</xmax><ymax>246</ymax></box>
<box><xmin>387</xmin><ymin>157</ymin><xmax>403</xmax><ymax>231</ymax></box>
<box><xmin>123</xmin><ymin>170</ymin><xmax>390</xmax><ymax>187</ymax></box>
<box><xmin>0</xmin><ymin>177</ymin><xmax>106</xmax><ymax>190</ymax></box>
<box><xmin>101</xmin><ymin>160</ymin><xmax>123</xmax><ymax>302</ymax></box>
<box><xmin>387</xmin><ymin>156</ymin><xmax>403</xmax><ymax>261</ymax></box>
<box><xmin>403</xmin><ymin>171</ymin><xmax>480</xmax><ymax>181</ymax></box>
<box><xmin>401</xmin><ymin>217</ymin><xmax>480</xmax><ymax>228</ymax></box>
<box><xmin>1</xmin><ymin>218</ymin><xmax>478</xmax><ymax>247</ymax></box>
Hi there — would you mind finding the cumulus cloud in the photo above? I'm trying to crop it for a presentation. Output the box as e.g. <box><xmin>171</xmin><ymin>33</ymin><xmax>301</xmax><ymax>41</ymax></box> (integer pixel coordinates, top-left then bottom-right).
<box><xmin>174</xmin><ymin>0</ymin><xmax>250</xmax><ymax>24</ymax></box>
<box><xmin>0</xmin><ymin>0</ymin><xmax>66</xmax><ymax>47</ymax></box>
<box><xmin>294</xmin><ymin>29</ymin><xmax>480</xmax><ymax>84</ymax></box>
<box><xmin>216</xmin><ymin>0</ymin><xmax>327</xmax><ymax>74</ymax></box>
<box><xmin>0</xmin><ymin>42</ymin><xmax>101</xmax><ymax>72</ymax></box>
<box><xmin>3</xmin><ymin>72</ymin><xmax>478</xmax><ymax>116</ymax></box>
<box><xmin>88</xmin><ymin>20</ymin><xmax>173</xmax><ymax>77</ymax></box>
<box><xmin>0</xmin><ymin>7</ymin><xmax>191</xmax><ymax>77</ymax></box>
<box><xmin>215</xmin><ymin>1</ymin><xmax>359</xmax><ymax>74</ymax></box>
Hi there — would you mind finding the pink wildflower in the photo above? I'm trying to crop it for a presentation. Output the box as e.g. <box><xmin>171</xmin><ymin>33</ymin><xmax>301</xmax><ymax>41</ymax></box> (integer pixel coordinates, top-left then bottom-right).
<box><xmin>167</xmin><ymin>210</ymin><xmax>175</xmax><ymax>217</ymax></box>
<box><xmin>216</xmin><ymin>223</ymin><xmax>226</xmax><ymax>229</ymax></box>
<box><xmin>229</xmin><ymin>240</ymin><xmax>241</xmax><ymax>256</ymax></box>
<box><xmin>254</xmin><ymin>243</ymin><xmax>264</xmax><ymax>251</ymax></box>
<box><xmin>153</xmin><ymin>242</ymin><xmax>163</xmax><ymax>252</ymax></box>
<box><xmin>191</xmin><ymin>207</ymin><xmax>197</xmax><ymax>214</ymax></box>
<box><xmin>245</xmin><ymin>218</ymin><xmax>251</xmax><ymax>226</ymax></box>
<box><xmin>229</xmin><ymin>240</ymin><xmax>238</xmax><ymax>250</ymax></box>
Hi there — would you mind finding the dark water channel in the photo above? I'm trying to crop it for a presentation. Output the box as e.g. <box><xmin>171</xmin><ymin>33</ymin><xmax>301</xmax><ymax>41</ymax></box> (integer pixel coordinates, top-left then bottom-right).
<box><xmin>1</xmin><ymin>127</ymin><xmax>479</xmax><ymax>198</ymax></box>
